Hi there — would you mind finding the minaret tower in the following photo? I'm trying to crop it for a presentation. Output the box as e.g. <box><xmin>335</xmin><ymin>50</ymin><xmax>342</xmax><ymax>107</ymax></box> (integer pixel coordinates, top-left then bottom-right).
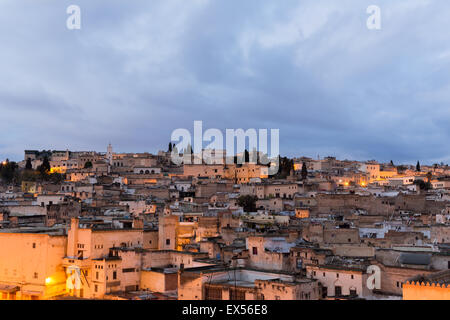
<box><xmin>106</xmin><ymin>143</ymin><xmax>113</xmax><ymax>165</ymax></box>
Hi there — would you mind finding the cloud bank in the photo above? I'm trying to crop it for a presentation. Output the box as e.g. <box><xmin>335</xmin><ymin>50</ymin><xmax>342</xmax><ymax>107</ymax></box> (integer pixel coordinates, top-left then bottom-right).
<box><xmin>0</xmin><ymin>0</ymin><xmax>449</xmax><ymax>165</ymax></box>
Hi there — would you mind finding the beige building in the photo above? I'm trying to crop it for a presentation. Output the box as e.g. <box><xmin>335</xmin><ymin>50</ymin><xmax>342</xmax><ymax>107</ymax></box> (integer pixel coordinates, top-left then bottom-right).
<box><xmin>0</xmin><ymin>229</ymin><xmax>67</xmax><ymax>300</ymax></box>
<box><xmin>63</xmin><ymin>218</ymin><xmax>155</xmax><ymax>299</ymax></box>
<box><xmin>183</xmin><ymin>163</ymin><xmax>268</xmax><ymax>183</ymax></box>
<box><xmin>306</xmin><ymin>264</ymin><xmax>369</xmax><ymax>299</ymax></box>
<box><xmin>178</xmin><ymin>266</ymin><xmax>317</xmax><ymax>300</ymax></box>
<box><xmin>359</xmin><ymin>162</ymin><xmax>380</xmax><ymax>183</ymax></box>
<box><xmin>246</xmin><ymin>236</ymin><xmax>295</xmax><ymax>271</ymax></box>
<box><xmin>240</xmin><ymin>182</ymin><xmax>298</xmax><ymax>199</ymax></box>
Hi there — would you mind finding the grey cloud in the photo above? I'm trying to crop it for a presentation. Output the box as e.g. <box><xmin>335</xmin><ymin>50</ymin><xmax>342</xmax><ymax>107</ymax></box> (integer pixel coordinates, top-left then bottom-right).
<box><xmin>0</xmin><ymin>0</ymin><xmax>449</xmax><ymax>165</ymax></box>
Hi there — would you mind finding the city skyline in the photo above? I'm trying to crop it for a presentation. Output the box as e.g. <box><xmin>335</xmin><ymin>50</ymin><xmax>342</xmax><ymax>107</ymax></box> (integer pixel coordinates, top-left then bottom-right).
<box><xmin>3</xmin><ymin>144</ymin><xmax>446</xmax><ymax>167</ymax></box>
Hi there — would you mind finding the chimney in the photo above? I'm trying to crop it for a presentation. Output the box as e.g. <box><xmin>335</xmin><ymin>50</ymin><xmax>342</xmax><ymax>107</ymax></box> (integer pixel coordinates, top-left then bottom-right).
<box><xmin>67</xmin><ymin>217</ymin><xmax>80</xmax><ymax>258</ymax></box>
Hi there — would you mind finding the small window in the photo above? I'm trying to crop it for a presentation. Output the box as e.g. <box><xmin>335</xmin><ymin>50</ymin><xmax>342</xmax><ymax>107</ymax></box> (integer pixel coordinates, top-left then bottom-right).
<box><xmin>252</xmin><ymin>247</ymin><xmax>258</xmax><ymax>255</ymax></box>
<box><xmin>32</xmin><ymin>243</ymin><xmax>36</xmax><ymax>249</ymax></box>
<box><xmin>166</xmin><ymin>239</ymin><xmax>170</xmax><ymax>245</ymax></box>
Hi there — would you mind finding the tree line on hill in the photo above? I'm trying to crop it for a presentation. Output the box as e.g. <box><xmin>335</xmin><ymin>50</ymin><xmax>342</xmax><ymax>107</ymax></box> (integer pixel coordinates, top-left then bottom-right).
<box><xmin>0</xmin><ymin>157</ymin><xmax>63</xmax><ymax>185</ymax></box>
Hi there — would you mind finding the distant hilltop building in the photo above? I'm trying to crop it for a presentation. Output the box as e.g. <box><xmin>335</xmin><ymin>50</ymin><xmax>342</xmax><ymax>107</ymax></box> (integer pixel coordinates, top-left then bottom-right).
<box><xmin>23</xmin><ymin>148</ymin><xmax>103</xmax><ymax>173</ymax></box>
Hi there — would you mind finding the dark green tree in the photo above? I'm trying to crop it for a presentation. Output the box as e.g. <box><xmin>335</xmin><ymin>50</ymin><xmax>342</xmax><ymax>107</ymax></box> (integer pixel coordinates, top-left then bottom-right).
<box><xmin>414</xmin><ymin>179</ymin><xmax>432</xmax><ymax>190</ymax></box>
<box><xmin>84</xmin><ymin>161</ymin><xmax>93</xmax><ymax>169</ymax></box>
<box><xmin>0</xmin><ymin>160</ymin><xmax>17</xmax><ymax>183</ymax></box>
<box><xmin>416</xmin><ymin>161</ymin><xmax>421</xmax><ymax>172</ymax></box>
<box><xmin>25</xmin><ymin>158</ymin><xmax>33</xmax><ymax>170</ymax></box>
<box><xmin>49</xmin><ymin>173</ymin><xmax>64</xmax><ymax>184</ymax></box>
<box><xmin>273</xmin><ymin>156</ymin><xmax>294</xmax><ymax>179</ymax></box>
<box><xmin>237</xmin><ymin>195</ymin><xmax>258</xmax><ymax>213</ymax></box>
<box><xmin>301</xmin><ymin>162</ymin><xmax>308</xmax><ymax>180</ymax></box>
<box><xmin>397</xmin><ymin>165</ymin><xmax>407</xmax><ymax>173</ymax></box>
<box><xmin>168</xmin><ymin>142</ymin><xmax>173</xmax><ymax>153</ymax></box>
<box><xmin>20</xmin><ymin>170</ymin><xmax>39</xmax><ymax>182</ymax></box>
<box><xmin>42</xmin><ymin>156</ymin><xmax>51</xmax><ymax>172</ymax></box>
<box><xmin>426</xmin><ymin>171</ymin><xmax>432</xmax><ymax>183</ymax></box>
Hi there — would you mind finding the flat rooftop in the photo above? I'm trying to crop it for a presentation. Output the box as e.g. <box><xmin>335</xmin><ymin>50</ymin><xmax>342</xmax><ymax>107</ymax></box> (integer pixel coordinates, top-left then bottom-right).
<box><xmin>0</xmin><ymin>227</ymin><xmax>66</xmax><ymax>235</ymax></box>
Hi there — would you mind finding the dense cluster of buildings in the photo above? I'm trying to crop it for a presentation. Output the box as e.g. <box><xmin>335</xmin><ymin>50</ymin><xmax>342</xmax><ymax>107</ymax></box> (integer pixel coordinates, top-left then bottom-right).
<box><xmin>0</xmin><ymin>145</ymin><xmax>449</xmax><ymax>300</ymax></box>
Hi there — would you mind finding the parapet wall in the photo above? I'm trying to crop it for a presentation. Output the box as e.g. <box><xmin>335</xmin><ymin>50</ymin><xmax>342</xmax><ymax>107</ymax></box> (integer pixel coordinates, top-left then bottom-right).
<box><xmin>403</xmin><ymin>281</ymin><xmax>450</xmax><ymax>300</ymax></box>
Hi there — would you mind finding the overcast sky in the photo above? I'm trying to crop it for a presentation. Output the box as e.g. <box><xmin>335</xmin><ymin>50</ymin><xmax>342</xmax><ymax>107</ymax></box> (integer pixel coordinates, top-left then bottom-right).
<box><xmin>0</xmin><ymin>0</ymin><xmax>449</xmax><ymax>164</ymax></box>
